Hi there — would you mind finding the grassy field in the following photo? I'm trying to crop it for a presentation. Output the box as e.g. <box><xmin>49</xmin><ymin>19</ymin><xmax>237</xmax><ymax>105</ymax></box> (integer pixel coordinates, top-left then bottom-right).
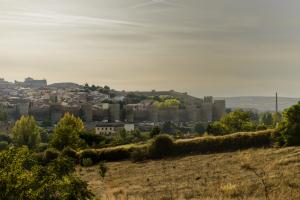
<box><xmin>77</xmin><ymin>146</ymin><xmax>300</xmax><ymax>200</ymax></box>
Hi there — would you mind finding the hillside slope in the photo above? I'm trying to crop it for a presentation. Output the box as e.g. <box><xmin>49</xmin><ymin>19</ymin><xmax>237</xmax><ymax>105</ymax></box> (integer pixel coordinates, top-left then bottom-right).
<box><xmin>78</xmin><ymin>147</ymin><xmax>300</xmax><ymax>200</ymax></box>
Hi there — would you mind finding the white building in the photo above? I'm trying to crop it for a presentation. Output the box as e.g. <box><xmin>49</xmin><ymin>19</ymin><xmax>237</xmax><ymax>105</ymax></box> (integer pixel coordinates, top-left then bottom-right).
<box><xmin>95</xmin><ymin>123</ymin><xmax>135</xmax><ymax>136</ymax></box>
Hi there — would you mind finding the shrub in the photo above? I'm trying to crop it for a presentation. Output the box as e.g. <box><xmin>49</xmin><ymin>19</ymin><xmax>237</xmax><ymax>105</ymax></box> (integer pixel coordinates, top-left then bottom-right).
<box><xmin>36</xmin><ymin>143</ymin><xmax>48</xmax><ymax>152</ymax></box>
<box><xmin>80</xmin><ymin>149</ymin><xmax>99</xmax><ymax>164</ymax></box>
<box><xmin>99</xmin><ymin>147</ymin><xmax>131</xmax><ymax>161</ymax></box>
<box><xmin>174</xmin><ymin>130</ymin><xmax>272</xmax><ymax>156</ymax></box>
<box><xmin>62</xmin><ymin>147</ymin><xmax>79</xmax><ymax>162</ymax></box>
<box><xmin>99</xmin><ymin>161</ymin><xmax>108</xmax><ymax>178</ymax></box>
<box><xmin>82</xmin><ymin>158</ymin><xmax>93</xmax><ymax>167</ymax></box>
<box><xmin>150</xmin><ymin>126</ymin><xmax>161</xmax><ymax>138</ymax></box>
<box><xmin>148</xmin><ymin>134</ymin><xmax>174</xmax><ymax>159</ymax></box>
<box><xmin>44</xmin><ymin>148</ymin><xmax>59</xmax><ymax>163</ymax></box>
<box><xmin>207</xmin><ymin>121</ymin><xmax>228</xmax><ymax>135</ymax></box>
<box><xmin>0</xmin><ymin>141</ymin><xmax>8</xmax><ymax>151</ymax></box>
<box><xmin>0</xmin><ymin>133</ymin><xmax>12</xmax><ymax>143</ymax></box>
<box><xmin>131</xmin><ymin>148</ymin><xmax>148</xmax><ymax>162</ymax></box>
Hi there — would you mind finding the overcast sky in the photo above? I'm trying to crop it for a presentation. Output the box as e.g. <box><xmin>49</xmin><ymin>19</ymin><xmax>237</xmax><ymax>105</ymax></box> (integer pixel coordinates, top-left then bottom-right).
<box><xmin>1</xmin><ymin>0</ymin><xmax>300</xmax><ymax>97</ymax></box>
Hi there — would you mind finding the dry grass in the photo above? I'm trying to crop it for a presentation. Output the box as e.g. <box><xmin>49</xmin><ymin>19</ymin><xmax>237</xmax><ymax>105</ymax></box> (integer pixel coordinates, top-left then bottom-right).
<box><xmin>77</xmin><ymin>147</ymin><xmax>300</xmax><ymax>200</ymax></box>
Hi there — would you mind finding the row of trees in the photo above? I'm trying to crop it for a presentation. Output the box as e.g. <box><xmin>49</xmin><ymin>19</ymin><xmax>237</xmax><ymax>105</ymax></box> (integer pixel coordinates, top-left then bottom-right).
<box><xmin>10</xmin><ymin>113</ymin><xmax>85</xmax><ymax>150</ymax></box>
<box><xmin>206</xmin><ymin>110</ymin><xmax>281</xmax><ymax>135</ymax></box>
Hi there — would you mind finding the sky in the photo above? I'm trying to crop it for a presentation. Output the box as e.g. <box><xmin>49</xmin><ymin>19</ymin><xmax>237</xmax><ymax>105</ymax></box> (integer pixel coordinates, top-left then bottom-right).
<box><xmin>1</xmin><ymin>0</ymin><xmax>300</xmax><ymax>97</ymax></box>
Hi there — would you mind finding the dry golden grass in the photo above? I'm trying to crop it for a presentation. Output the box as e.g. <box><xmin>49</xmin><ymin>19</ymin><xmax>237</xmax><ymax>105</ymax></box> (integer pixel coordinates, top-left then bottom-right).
<box><xmin>77</xmin><ymin>147</ymin><xmax>300</xmax><ymax>200</ymax></box>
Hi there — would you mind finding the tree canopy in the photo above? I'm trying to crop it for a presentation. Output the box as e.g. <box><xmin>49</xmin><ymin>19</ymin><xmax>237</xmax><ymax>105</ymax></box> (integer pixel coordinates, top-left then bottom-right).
<box><xmin>0</xmin><ymin>147</ymin><xmax>93</xmax><ymax>200</ymax></box>
<box><xmin>275</xmin><ymin>102</ymin><xmax>300</xmax><ymax>146</ymax></box>
<box><xmin>50</xmin><ymin>113</ymin><xmax>84</xmax><ymax>150</ymax></box>
<box><xmin>12</xmin><ymin>116</ymin><xmax>41</xmax><ymax>149</ymax></box>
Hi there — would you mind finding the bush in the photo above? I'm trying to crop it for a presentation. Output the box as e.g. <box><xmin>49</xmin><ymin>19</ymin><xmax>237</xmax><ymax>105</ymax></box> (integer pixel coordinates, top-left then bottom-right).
<box><xmin>80</xmin><ymin>149</ymin><xmax>99</xmax><ymax>164</ymax></box>
<box><xmin>207</xmin><ymin>121</ymin><xmax>228</xmax><ymax>135</ymax></box>
<box><xmin>131</xmin><ymin>148</ymin><xmax>148</xmax><ymax>162</ymax></box>
<box><xmin>174</xmin><ymin>130</ymin><xmax>272</xmax><ymax>156</ymax></box>
<box><xmin>99</xmin><ymin>147</ymin><xmax>131</xmax><ymax>161</ymax></box>
<box><xmin>62</xmin><ymin>147</ymin><xmax>79</xmax><ymax>162</ymax></box>
<box><xmin>0</xmin><ymin>133</ymin><xmax>12</xmax><ymax>143</ymax></box>
<box><xmin>36</xmin><ymin>143</ymin><xmax>48</xmax><ymax>152</ymax></box>
<box><xmin>82</xmin><ymin>158</ymin><xmax>93</xmax><ymax>167</ymax></box>
<box><xmin>80</xmin><ymin>132</ymin><xmax>108</xmax><ymax>147</ymax></box>
<box><xmin>0</xmin><ymin>141</ymin><xmax>8</xmax><ymax>151</ymax></box>
<box><xmin>150</xmin><ymin>126</ymin><xmax>161</xmax><ymax>138</ymax></box>
<box><xmin>44</xmin><ymin>148</ymin><xmax>59</xmax><ymax>163</ymax></box>
<box><xmin>148</xmin><ymin>134</ymin><xmax>174</xmax><ymax>159</ymax></box>
<box><xmin>99</xmin><ymin>161</ymin><xmax>108</xmax><ymax>178</ymax></box>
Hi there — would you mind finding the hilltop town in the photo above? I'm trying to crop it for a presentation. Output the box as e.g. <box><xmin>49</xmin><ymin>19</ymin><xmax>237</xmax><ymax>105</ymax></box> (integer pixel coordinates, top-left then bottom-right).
<box><xmin>0</xmin><ymin>77</ymin><xmax>226</xmax><ymax>132</ymax></box>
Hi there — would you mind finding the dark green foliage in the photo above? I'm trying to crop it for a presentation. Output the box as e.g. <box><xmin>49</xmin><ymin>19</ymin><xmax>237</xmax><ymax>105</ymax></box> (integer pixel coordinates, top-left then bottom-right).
<box><xmin>0</xmin><ymin>133</ymin><xmax>12</xmax><ymax>143</ymax></box>
<box><xmin>207</xmin><ymin>121</ymin><xmax>227</xmax><ymax>135</ymax></box>
<box><xmin>131</xmin><ymin>148</ymin><xmax>148</xmax><ymax>162</ymax></box>
<box><xmin>80</xmin><ymin>149</ymin><xmax>99</xmax><ymax>164</ymax></box>
<box><xmin>275</xmin><ymin>102</ymin><xmax>300</xmax><ymax>146</ymax></box>
<box><xmin>194</xmin><ymin>122</ymin><xmax>206</xmax><ymax>135</ymax></box>
<box><xmin>112</xmin><ymin>129</ymin><xmax>147</xmax><ymax>146</ymax></box>
<box><xmin>148</xmin><ymin>134</ymin><xmax>174</xmax><ymax>159</ymax></box>
<box><xmin>0</xmin><ymin>141</ymin><xmax>8</xmax><ymax>150</ymax></box>
<box><xmin>99</xmin><ymin>161</ymin><xmax>108</xmax><ymax>178</ymax></box>
<box><xmin>40</xmin><ymin>129</ymin><xmax>49</xmax><ymax>143</ymax></box>
<box><xmin>99</xmin><ymin>147</ymin><xmax>131</xmax><ymax>161</ymax></box>
<box><xmin>0</xmin><ymin>147</ymin><xmax>93</xmax><ymax>200</ymax></box>
<box><xmin>36</xmin><ymin>143</ymin><xmax>48</xmax><ymax>152</ymax></box>
<box><xmin>174</xmin><ymin>130</ymin><xmax>272</xmax><ymax>156</ymax></box>
<box><xmin>78</xmin><ymin>131</ymin><xmax>273</xmax><ymax>163</ymax></box>
<box><xmin>62</xmin><ymin>146</ymin><xmax>79</xmax><ymax>162</ymax></box>
<box><xmin>260</xmin><ymin>112</ymin><xmax>274</xmax><ymax>126</ymax></box>
<box><xmin>82</xmin><ymin>158</ymin><xmax>93</xmax><ymax>167</ymax></box>
<box><xmin>80</xmin><ymin>131</ymin><xmax>109</xmax><ymax>147</ymax></box>
<box><xmin>44</xmin><ymin>148</ymin><xmax>59</xmax><ymax>163</ymax></box>
<box><xmin>79</xmin><ymin>146</ymin><xmax>134</xmax><ymax>163</ymax></box>
<box><xmin>150</xmin><ymin>126</ymin><xmax>161</xmax><ymax>138</ymax></box>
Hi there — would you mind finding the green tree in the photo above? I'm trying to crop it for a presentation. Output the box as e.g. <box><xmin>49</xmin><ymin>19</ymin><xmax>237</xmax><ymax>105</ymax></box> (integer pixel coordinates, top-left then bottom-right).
<box><xmin>275</xmin><ymin>102</ymin><xmax>300</xmax><ymax>146</ymax></box>
<box><xmin>50</xmin><ymin>113</ymin><xmax>84</xmax><ymax>150</ymax></box>
<box><xmin>12</xmin><ymin>116</ymin><xmax>41</xmax><ymax>149</ymax></box>
<box><xmin>260</xmin><ymin>112</ymin><xmax>273</xmax><ymax>126</ymax></box>
<box><xmin>150</xmin><ymin>126</ymin><xmax>161</xmax><ymax>138</ymax></box>
<box><xmin>220</xmin><ymin>110</ymin><xmax>256</xmax><ymax>133</ymax></box>
<box><xmin>0</xmin><ymin>147</ymin><xmax>93</xmax><ymax>200</ymax></box>
<box><xmin>206</xmin><ymin>121</ymin><xmax>227</xmax><ymax>135</ymax></box>
<box><xmin>194</xmin><ymin>122</ymin><xmax>206</xmax><ymax>135</ymax></box>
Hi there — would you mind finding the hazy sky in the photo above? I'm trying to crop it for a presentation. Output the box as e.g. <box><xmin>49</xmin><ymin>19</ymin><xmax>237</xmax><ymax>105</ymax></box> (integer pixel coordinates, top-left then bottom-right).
<box><xmin>1</xmin><ymin>0</ymin><xmax>300</xmax><ymax>97</ymax></box>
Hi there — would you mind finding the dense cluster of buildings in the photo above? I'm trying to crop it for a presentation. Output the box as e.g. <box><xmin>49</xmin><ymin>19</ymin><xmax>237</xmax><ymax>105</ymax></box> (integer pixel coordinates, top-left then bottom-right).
<box><xmin>0</xmin><ymin>78</ymin><xmax>226</xmax><ymax>134</ymax></box>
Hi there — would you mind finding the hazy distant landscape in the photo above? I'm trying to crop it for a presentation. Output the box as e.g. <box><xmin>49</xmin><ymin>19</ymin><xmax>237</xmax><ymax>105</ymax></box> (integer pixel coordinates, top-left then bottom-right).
<box><xmin>218</xmin><ymin>96</ymin><xmax>300</xmax><ymax>112</ymax></box>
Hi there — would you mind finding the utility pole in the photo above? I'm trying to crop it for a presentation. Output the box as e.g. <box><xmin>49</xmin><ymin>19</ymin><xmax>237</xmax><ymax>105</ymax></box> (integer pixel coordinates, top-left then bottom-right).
<box><xmin>276</xmin><ymin>92</ymin><xmax>278</xmax><ymax>113</ymax></box>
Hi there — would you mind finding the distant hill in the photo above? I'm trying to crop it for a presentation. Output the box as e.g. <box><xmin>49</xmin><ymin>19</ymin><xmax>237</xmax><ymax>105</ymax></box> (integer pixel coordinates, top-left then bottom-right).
<box><xmin>217</xmin><ymin>96</ymin><xmax>300</xmax><ymax>112</ymax></box>
<box><xmin>48</xmin><ymin>82</ymin><xmax>81</xmax><ymax>89</ymax></box>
